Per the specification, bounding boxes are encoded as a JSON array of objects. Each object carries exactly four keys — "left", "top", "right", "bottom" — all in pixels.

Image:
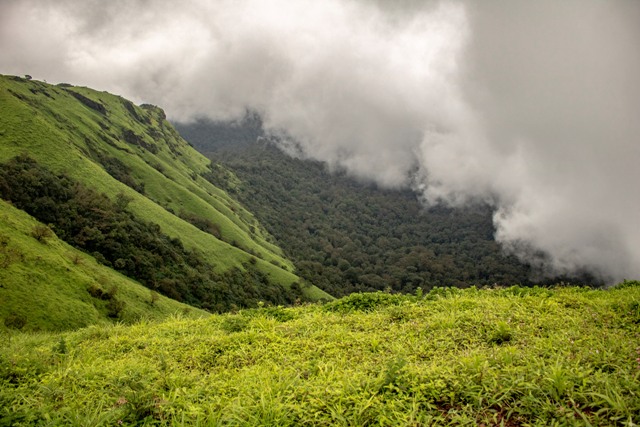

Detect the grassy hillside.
[
  {"left": 0, "top": 199, "right": 209, "bottom": 332},
  {"left": 0, "top": 75, "right": 331, "bottom": 304},
  {"left": 1, "top": 284, "right": 638, "bottom": 425}
]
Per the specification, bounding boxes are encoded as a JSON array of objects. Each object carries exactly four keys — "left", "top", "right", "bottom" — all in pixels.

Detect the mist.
[{"left": 1, "top": 0, "right": 639, "bottom": 282}]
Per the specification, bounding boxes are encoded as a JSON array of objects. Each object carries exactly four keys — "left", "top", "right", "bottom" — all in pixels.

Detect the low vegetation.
[
  {"left": 2, "top": 76, "right": 637, "bottom": 426},
  {"left": 2, "top": 283, "right": 639, "bottom": 425}
]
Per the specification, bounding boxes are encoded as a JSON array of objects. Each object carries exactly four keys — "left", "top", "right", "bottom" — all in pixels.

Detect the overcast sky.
[{"left": 1, "top": 0, "right": 639, "bottom": 283}]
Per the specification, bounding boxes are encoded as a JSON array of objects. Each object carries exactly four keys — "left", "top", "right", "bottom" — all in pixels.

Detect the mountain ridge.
[{"left": 0, "top": 74, "right": 330, "bottom": 330}]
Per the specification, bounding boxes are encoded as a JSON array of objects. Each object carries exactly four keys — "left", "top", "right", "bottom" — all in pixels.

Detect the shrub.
[
  {"left": 64, "top": 89, "right": 106, "bottom": 114},
  {"left": 220, "top": 315, "right": 249, "bottom": 333},
  {"left": 261, "top": 306, "right": 296, "bottom": 322},
  {"left": 106, "top": 298, "right": 125, "bottom": 319},
  {"left": 87, "top": 284, "right": 107, "bottom": 299},
  {"left": 149, "top": 290, "right": 160, "bottom": 306},
  {"left": 378, "top": 357, "right": 408, "bottom": 393},
  {"left": 488, "top": 321, "right": 513, "bottom": 345},
  {"left": 323, "top": 292, "right": 403, "bottom": 313},
  {"left": 0, "top": 234, "right": 23, "bottom": 268},
  {"left": 31, "top": 224, "right": 53, "bottom": 243},
  {"left": 53, "top": 337, "right": 68, "bottom": 355},
  {"left": 70, "top": 252, "right": 84, "bottom": 265},
  {"left": 614, "top": 279, "right": 640, "bottom": 289},
  {"left": 4, "top": 312, "right": 27, "bottom": 330}
]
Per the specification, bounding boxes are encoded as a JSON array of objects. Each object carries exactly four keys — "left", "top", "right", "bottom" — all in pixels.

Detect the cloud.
[
  {"left": 460, "top": 1, "right": 640, "bottom": 281},
  {"left": 1, "top": 0, "right": 639, "bottom": 282}
]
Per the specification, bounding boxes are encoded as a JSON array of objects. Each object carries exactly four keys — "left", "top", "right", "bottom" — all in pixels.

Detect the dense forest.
[
  {"left": 0, "top": 154, "right": 304, "bottom": 311},
  {"left": 176, "top": 116, "right": 589, "bottom": 297}
]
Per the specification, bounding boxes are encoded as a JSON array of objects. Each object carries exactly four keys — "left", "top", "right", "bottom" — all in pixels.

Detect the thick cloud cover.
[{"left": 1, "top": 0, "right": 639, "bottom": 282}]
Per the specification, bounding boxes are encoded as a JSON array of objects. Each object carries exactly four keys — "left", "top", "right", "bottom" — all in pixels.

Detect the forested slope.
[{"left": 177, "top": 116, "right": 586, "bottom": 296}]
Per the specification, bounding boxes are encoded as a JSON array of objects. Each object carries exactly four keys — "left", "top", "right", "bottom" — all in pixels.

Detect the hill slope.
[
  {"left": 0, "top": 199, "right": 209, "bottom": 332},
  {"left": 0, "top": 75, "right": 331, "bottom": 322},
  {"left": 1, "top": 284, "right": 638, "bottom": 425}
]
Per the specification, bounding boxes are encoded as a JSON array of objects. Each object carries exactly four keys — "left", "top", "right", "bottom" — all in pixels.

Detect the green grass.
[
  {"left": 1, "top": 284, "right": 639, "bottom": 425},
  {"left": 0, "top": 75, "right": 329, "bottom": 301},
  {"left": 0, "top": 199, "right": 209, "bottom": 332}
]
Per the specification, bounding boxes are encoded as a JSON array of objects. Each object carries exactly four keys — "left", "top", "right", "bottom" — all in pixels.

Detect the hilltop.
[
  {"left": 1, "top": 283, "right": 638, "bottom": 425},
  {"left": 0, "top": 75, "right": 330, "bottom": 330}
]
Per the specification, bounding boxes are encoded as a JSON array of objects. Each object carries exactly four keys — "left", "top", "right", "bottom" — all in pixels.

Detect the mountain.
[
  {"left": 176, "top": 116, "right": 587, "bottom": 297},
  {"left": 0, "top": 75, "right": 330, "bottom": 330}
]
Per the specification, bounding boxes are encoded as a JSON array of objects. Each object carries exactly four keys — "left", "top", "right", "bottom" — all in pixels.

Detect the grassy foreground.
[{"left": 1, "top": 284, "right": 639, "bottom": 426}]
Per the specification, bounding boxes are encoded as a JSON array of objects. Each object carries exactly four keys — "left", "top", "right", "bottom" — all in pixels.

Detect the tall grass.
[{"left": 1, "top": 284, "right": 639, "bottom": 425}]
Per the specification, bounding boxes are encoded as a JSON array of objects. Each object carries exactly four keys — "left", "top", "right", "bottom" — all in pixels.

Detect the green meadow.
[{"left": 2, "top": 284, "right": 639, "bottom": 426}]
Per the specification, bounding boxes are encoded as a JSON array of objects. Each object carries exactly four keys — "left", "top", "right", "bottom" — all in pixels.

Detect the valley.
[
  {"left": 0, "top": 75, "right": 637, "bottom": 426},
  {"left": 176, "top": 116, "right": 597, "bottom": 297}
]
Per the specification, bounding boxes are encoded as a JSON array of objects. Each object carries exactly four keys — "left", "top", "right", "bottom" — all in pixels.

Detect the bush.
[
  {"left": 261, "top": 306, "right": 296, "bottom": 322},
  {"left": 70, "top": 252, "right": 84, "bottom": 265},
  {"left": 323, "top": 292, "right": 403, "bottom": 313},
  {"left": 149, "top": 290, "right": 160, "bottom": 305},
  {"left": 614, "top": 280, "right": 640, "bottom": 289},
  {"left": 487, "top": 321, "right": 513, "bottom": 345},
  {"left": 31, "top": 224, "right": 53, "bottom": 243},
  {"left": 220, "top": 315, "right": 249, "bottom": 333},
  {"left": 0, "top": 234, "right": 23, "bottom": 268},
  {"left": 4, "top": 312, "right": 27, "bottom": 330},
  {"left": 106, "top": 298, "right": 125, "bottom": 319},
  {"left": 87, "top": 284, "right": 107, "bottom": 299},
  {"left": 64, "top": 89, "right": 106, "bottom": 114}
]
